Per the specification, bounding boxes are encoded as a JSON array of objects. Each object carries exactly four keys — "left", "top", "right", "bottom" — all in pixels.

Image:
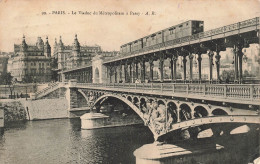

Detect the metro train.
[{"left": 120, "top": 20, "right": 204, "bottom": 53}]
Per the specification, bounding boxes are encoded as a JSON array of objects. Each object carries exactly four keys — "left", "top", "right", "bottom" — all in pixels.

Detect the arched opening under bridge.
[
  {"left": 179, "top": 104, "right": 192, "bottom": 121},
  {"left": 194, "top": 106, "right": 208, "bottom": 118}
]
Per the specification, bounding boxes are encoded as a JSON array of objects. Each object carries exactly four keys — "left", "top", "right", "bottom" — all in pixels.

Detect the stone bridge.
[{"left": 32, "top": 81, "right": 260, "bottom": 141}]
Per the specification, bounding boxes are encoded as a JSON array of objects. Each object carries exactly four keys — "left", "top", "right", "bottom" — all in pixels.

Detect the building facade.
[
  {"left": 53, "top": 34, "right": 102, "bottom": 71},
  {"left": 8, "top": 36, "right": 52, "bottom": 83},
  {"left": 0, "top": 52, "right": 10, "bottom": 76}
]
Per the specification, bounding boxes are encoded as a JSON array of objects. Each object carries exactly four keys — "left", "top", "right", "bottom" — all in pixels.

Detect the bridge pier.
[{"left": 134, "top": 142, "right": 224, "bottom": 164}]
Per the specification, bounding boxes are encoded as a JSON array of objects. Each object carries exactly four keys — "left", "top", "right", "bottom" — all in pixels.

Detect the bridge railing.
[
  {"left": 33, "top": 82, "right": 66, "bottom": 99},
  {"left": 76, "top": 83, "right": 260, "bottom": 101}
]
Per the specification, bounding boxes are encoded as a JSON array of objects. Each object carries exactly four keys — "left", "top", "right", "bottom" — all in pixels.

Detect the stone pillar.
[
  {"left": 183, "top": 55, "right": 187, "bottom": 82},
  {"left": 208, "top": 50, "right": 214, "bottom": 83},
  {"left": 159, "top": 54, "right": 164, "bottom": 82},
  {"left": 215, "top": 51, "right": 221, "bottom": 83},
  {"left": 197, "top": 53, "right": 202, "bottom": 83},
  {"left": 149, "top": 58, "right": 154, "bottom": 82},
  {"left": 189, "top": 54, "right": 193, "bottom": 82},
  {"left": 141, "top": 59, "right": 146, "bottom": 82}
]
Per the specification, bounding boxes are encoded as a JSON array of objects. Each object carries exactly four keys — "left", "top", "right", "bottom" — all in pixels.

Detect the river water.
[
  {"left": 0, "top": 118, "right": 259, "bottom": 164},
  {"left": 0, "top": 119, "right": 153, "bottom": 164}
]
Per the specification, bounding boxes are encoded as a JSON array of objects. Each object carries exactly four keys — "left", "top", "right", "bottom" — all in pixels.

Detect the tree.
[
  {"left": 22, "top": 74, "right": 33, "bottom": 83},
  {"left": 0, "top": 72, "right": 14, "bottom": 98},
  {"left": 0, "top": 72, "right": 13, "bottom": 85}
]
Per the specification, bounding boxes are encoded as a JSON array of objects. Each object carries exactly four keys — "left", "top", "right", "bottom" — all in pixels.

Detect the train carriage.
[{"left": 120, "top": 20, "right": 204, "bottom": 54}]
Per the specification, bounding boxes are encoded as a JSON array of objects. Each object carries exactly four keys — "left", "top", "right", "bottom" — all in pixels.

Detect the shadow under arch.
[
  {"left": 92, "top": 94, "right": 157, "bottom": 137},
  {"left": 212, "top": 108, "right": 228, "bottom": 116},
  {"left": 167, "top": 101, "right": 178, "bottom": 124},
  {"left": 179, "top": 103, "right": 192, "bottom": 121},
  {"left": 194, "top": 105, "right": 208, "bottom": 118},
  {"left": 75, "top": 89, "right": 89, "bottom": 107}
]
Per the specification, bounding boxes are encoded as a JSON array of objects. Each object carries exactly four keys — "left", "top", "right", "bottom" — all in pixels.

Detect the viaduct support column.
[
  {"left": 173, "top": 55, "right": 177, "bottom": 81},
  {"left": 149, "top": 58, "right": 154, "bottom": 82},
  {"left": 233, "top": 46, "right": 239, "bottom": 83},
  {"left": 109, "top": 66, "right": 112, "bottom": 83},
  {"left": 189, "top": 54, "right": 193, "bottom": 82},
  {"left": 170, "top": 57, "right": 174, "bottom": 81},
  {"left": 197, "top": 53, "right": 202, "bottom": 83},
  {"left": 114, "top": 66, "right": 117, "bottom": 83},
  {"left": 215, "top": 51, "right": 221, "bottom": 83},
  {"left": 208, "top": 50, "right": 214, "bottom": 83},
  {"left": 124, "top": 62, "right": 128, "bottom": 83},
  {"left": 141, "top": 58, "right": 146, "bottom": 82},
  {"left": 119, "top": 63, "right": 122, "bottom": 82},
  {"left": 182, "top": 55, "right": 187, "bottom": 83},
  {"left": 238, "top": 45, "right": 244, "bottom": 84},
  {"left": 159, "top": 54, "right": 164, "bottom": 82},
  {"left": 131, "top": 61, "right": 135, "bottom": 83},
  {"left": 135, "top": 60, "right": 139, "bottom": 81}
]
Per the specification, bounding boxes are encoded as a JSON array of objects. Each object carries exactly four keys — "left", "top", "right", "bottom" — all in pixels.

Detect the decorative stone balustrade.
[
  {"left": 33, "top": 82, "right": 68, "bottom": 99},
  {"left": 76, "top": 83, "right": 260, "bottom": 102}
]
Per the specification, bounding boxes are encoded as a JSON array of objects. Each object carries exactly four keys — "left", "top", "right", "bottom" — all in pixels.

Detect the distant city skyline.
[{"left": 0, "top": 0, "right": 259, "bottom": 52}]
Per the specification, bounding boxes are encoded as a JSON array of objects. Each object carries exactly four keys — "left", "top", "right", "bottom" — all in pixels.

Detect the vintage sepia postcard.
[{"left": 0, "top": 0, "right": 259, "bottom": 163}]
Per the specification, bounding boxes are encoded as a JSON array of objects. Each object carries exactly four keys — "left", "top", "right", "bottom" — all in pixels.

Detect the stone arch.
[
  {"left": 212, "top": 108, "right": 228, "bottom": 115},
  {"left": 94, "top": 67, "right": 100, "bottom": 83},
  {"left": 179, "top": 103, "right": 192, "bottom": 121},
  {"left": 194, "top": 105, "right": 208, "bottom": 118}
]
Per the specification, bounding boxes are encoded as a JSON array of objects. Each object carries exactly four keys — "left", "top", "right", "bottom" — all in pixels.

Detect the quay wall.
[{"left": 23, "top": 98, "right": 68, "bottom": 120}]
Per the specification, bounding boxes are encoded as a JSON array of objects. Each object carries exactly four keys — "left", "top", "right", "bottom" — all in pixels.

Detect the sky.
[{"left": 0, "top": 0, "right": 259, "bottom": 52}]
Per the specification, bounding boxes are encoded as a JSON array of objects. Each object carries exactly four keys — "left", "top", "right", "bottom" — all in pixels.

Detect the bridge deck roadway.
[{"left": 74, "top": 83, "right": 260, "bottom": 106}]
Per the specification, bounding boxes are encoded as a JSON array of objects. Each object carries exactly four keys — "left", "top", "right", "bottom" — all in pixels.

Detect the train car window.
[
  {"left": 179, "top": 25, "right": 183, "bottom": 28},
  {"left": 186, "top": 23, "right": 189, "bottom": 26}
]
